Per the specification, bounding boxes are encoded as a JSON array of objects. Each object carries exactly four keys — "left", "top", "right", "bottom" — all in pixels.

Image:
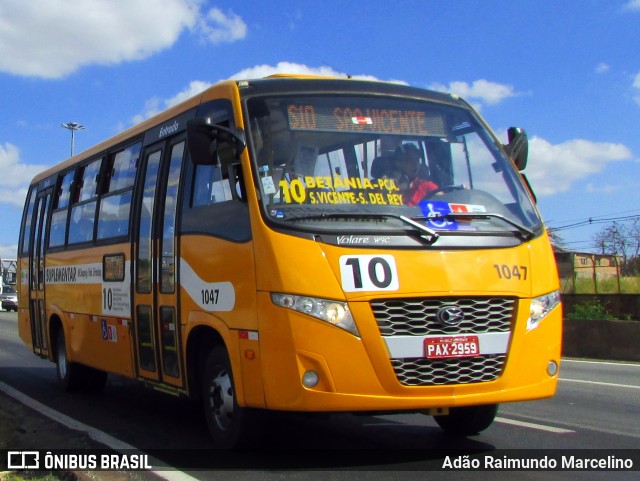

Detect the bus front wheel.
[
  {"left": 202, "top": 346, "right": 257, "bottom": 449},
  {"left": 433, "top": 404, "right": 498, "bottom": 436}
]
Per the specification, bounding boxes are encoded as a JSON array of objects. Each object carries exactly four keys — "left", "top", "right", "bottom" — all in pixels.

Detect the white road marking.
[
  {"left": 560, "top": 378, "right": 640, "bottom": 390},
  {"left": 495, "top": 416, "right": 575, "bottom": 433},
  {"left": 562, "top": 359, "right": 640, "bottom": 368},
  {"left": 0, "top": 380, "right": 197, "bottom": 481}
]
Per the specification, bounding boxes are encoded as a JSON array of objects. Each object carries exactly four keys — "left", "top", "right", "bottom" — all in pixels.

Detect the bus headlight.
[
  {"left": 271, "top": 293, "right": 359, "bottom": 337},
  {"left": 527, "top": 290, "right": 561, "bottom": 331}
]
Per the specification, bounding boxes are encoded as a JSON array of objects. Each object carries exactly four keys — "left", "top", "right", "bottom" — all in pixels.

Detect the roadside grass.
[
  {"left": 560, "top": 276, "right": 640, "bottom": 294},
  {"left": 0, "top": 472, "right": 70, "bottom": 481}
]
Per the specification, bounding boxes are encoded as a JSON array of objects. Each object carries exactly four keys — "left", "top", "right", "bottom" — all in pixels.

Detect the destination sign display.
[{"left": 286, "top": 99, "right": 447, "bottom": 137}]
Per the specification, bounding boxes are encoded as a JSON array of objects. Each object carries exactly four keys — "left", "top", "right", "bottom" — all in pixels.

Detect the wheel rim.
[
  {"left": 207, "top": 367, "right": 234, "bottom": 432},
  {"left": 57, "top": 335, "right": 68, "bottom": 380}
]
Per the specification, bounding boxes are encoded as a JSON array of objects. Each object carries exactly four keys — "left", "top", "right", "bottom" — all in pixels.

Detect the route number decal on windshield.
[{"left": 340, "top": 255, "right": 399, "bottom": 292}]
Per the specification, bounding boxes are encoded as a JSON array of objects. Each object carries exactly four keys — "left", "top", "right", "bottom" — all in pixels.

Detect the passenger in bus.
[
  {"left": 370, "top": 154, "right": 398, "bottom": 181},
  {"left": 395, "top": 143, "right": 438, "bottom": 206},
  {"left": 371, "top": 136, "right": 402, "bottom": 181}
]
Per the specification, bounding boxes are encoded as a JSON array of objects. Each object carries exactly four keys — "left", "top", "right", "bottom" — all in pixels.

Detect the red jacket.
[{"left": 405, "top": 177, "right": 438, "bottom": 206}]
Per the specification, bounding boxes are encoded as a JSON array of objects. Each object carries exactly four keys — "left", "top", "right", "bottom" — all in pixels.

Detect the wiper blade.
[
  {"left": 423, "top": 212, "right": 535, "bottom": 241},
  {"left": 398, "top": 215, "right": 439, "bottom": 243},
  {"left": 285, "top": 212, "right": 439, "bottom": 244}
]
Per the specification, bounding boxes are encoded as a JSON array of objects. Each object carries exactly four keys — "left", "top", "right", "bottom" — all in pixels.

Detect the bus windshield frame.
[{"left": 245, "top": 93, "right": 542, "bottom": 245}]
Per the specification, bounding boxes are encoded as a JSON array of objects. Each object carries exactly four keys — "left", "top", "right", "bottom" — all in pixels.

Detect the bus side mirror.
[
  {"left": 186, "top": 118, "right": 246, "bottom": 166},
  {"left": 504, "top": 127, "right": 528, "bottom": 171}
]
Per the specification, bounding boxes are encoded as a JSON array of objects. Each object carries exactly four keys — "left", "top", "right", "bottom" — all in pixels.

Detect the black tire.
[
  {"left": 55, "top": 329, "right": 87, "bottom": 392},
  {"left": 434, "top": 404, "right": 498, "bottom": 436},
  {"left": 201, "top": 346, "right": 260, "bottom": 449}
]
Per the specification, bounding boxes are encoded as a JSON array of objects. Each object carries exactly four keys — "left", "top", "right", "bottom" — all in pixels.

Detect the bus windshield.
[{"left": 246, "top": 94, "right": 541, "bottom": 242}]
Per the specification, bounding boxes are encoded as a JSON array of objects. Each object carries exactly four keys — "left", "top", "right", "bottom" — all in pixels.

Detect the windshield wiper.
[
  {"left": 418, "top": 212, "right": 535, "bottom": 241},
  {"left": 285, "top": 212, "right": 439, "bottom": 244}
]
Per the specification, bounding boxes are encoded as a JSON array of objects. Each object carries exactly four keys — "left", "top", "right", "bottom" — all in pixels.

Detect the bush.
[{"left": 565, "top": 299, "right": 617, "bottom": 320}]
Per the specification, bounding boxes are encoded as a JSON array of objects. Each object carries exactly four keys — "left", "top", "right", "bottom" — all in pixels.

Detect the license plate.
[{"left": 424, "top": 335, "right": 480, "bottom": 359}]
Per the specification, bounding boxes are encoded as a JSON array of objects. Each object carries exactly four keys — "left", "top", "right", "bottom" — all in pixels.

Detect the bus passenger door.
[
  {"left": 28, "top": 189, "right": 52, "bottom": 356},
  {"left": 133, "top": 139, "right": 186, "bottom": 388}
]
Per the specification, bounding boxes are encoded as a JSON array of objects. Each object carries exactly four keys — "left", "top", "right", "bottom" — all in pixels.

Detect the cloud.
[
  {"left": 428, "top": 79, "right": 518, "bottom": 110},
  {"left": 131, "top": 80, "right": 213, "bottom": 123},
  {"left": 285, "top": 10, "right": 303, "bottom": 31},
  {"left": 166, "top": 80, "right": 215, "bottom": 105},
  {"left": 132, "top": 62, "right": 407, "bottom": 122},
  {"left": 0, "top": 245, "right": 18, "bottom": 259},
  {"left": 623, "top": 0, "right": 640, "bottom": 11},
  {"left": 195, "top": 7, "right": 247, "bottom": 44},
  {"left": 0, "top": 143, "right": 47, "bottom": 207},
  {"left": 585, "top": 183, "right": 621, "bottom": 194},
  {"left": 0, "top": 0, "right": 248, "bottom": 79},
  {"left": 595, "top": 63, "right": 610, "bottom": 74},
  {"left": 524, "top": 136, "right": 633, "bottom": 196},
  {"left": 228, "top": 61, "right": 398, "bottom": 83}
]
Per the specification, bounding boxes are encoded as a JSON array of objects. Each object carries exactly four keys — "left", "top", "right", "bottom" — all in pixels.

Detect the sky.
[{"left": 1, "top": 0, "right": 639, "bottom": 260}]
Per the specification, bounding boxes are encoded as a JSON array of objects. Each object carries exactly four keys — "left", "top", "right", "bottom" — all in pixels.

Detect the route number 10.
[{"left": 339, "top": 255, "right": 399, "bottom": 292}]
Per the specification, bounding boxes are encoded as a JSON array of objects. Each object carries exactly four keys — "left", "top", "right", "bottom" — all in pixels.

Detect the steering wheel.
[{"left": 424, "top": 184, "right": 466, "bottom": 198}]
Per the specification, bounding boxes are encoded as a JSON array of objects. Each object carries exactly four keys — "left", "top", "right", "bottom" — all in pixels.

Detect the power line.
[
  {"left": 546, "top": 208, "right": 640, "bottom": 227},
  {"left": 548, "top": 213, "right": 640, "bottom": 232}
]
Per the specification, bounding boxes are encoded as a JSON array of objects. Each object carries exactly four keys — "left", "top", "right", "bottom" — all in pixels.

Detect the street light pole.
[{"left": 61, "top": 122, "right": 85, "bottom": 157}]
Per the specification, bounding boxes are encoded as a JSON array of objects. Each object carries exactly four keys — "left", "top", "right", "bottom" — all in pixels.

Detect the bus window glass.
[
  {"left": 106, "top": 143, "right": 141, "bottom": 193},
  {"left": 56, "top": 171, "right": 75, "bottom": 209},
  {"left": 77, "top": 159, "right": 101, "bottom": 202},
  {"left": 30, "top": 197, "right": 45, "bottom": 290},
  {"left": 49, "top": 210, "right": 68, "bottom": 247},
  {"left": 192, "top": 164, "right": 232, "bottom": 206},
  {"left": 48, "top": 170, "right": 76, "bottom": 247},
  {"left": 96, "top": 144, "right": 140, "bottom": 240},
  {"left": 20, "top": 188, "right": 37, "bottom": 256},
  {"left": 36, "top": 194, "right": 51, "bottom": 290},
  {"left": 160, "top": 142, "right": 184, "bottom": 293},
  {"left": 68, "top": 202, "right": 97, "bottom": 244},
  {"left": 97, "top": 191, "right": 132, "bottom": 240},
  {"left": 137, "top": 149, "right": 162, "bottom": 293}
]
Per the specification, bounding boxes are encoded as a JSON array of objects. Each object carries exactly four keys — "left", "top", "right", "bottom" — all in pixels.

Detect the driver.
[{"left": 395, "top": 143, "right": 439, "bottom": 206}]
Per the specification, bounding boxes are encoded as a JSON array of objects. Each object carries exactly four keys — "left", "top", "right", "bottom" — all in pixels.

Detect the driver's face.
[{"left": 400, "top": 150, "right": 420, "bottom": 176}]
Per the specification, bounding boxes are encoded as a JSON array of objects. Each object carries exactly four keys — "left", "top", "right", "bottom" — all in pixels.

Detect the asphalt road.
[{"left": 1, "top": 310, "right": 639, "bottom": 480}]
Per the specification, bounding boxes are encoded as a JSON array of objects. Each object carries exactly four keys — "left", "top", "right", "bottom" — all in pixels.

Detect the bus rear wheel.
[
  {"left": 202, "top": 346, "right": 257, "bottom": 449},
  {"left": 433, "top": 404, "right": 498, "bottom": 436}
]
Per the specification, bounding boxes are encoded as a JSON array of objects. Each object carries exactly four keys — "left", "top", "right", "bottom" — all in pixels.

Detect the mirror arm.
[{"left": 186, "top": 117, "right": 246, "bottom": 165}]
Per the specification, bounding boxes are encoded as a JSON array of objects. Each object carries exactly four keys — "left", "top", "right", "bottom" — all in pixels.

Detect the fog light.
[
  {"left": 302, "top": 370, "right": 319, "bottom": 388},
  {"left": 547, "top": 361, "right": 558, "bottom": 376}
]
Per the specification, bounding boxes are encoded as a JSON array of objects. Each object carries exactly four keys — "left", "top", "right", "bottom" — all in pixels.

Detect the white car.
[{"left": 1, "top": 285, "right": 17, "bottom": 312}]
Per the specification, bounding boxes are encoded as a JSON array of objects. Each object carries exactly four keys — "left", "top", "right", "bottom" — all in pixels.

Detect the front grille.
[
  {"left": 371, "top": 297, "right": 515, "bottom": 336},
  {"left": 371, "top": 297, "right": 515, "bottom": 386},
  {"left": 391, "top": 355, "right": 506, "bottom": 386}
]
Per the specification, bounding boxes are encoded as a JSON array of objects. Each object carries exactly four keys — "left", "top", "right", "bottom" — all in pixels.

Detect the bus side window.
[
  {"left": 181, "top": 156, "right": 250, "bottom": 242},
  {"left": 68, "top": 158, "right": 102, "bottom": 244},
  {"left": 19, "top": 187, "right": 37, "bottom": 256},
  {"left": 49, "top": 170, "right": 75, "bottom": 248},
  {"left": 192, "top": 163, "right": 231, "bottom": 207},
  {"left": 97, "top": 143, "right": 140, "bottom": 240}
]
